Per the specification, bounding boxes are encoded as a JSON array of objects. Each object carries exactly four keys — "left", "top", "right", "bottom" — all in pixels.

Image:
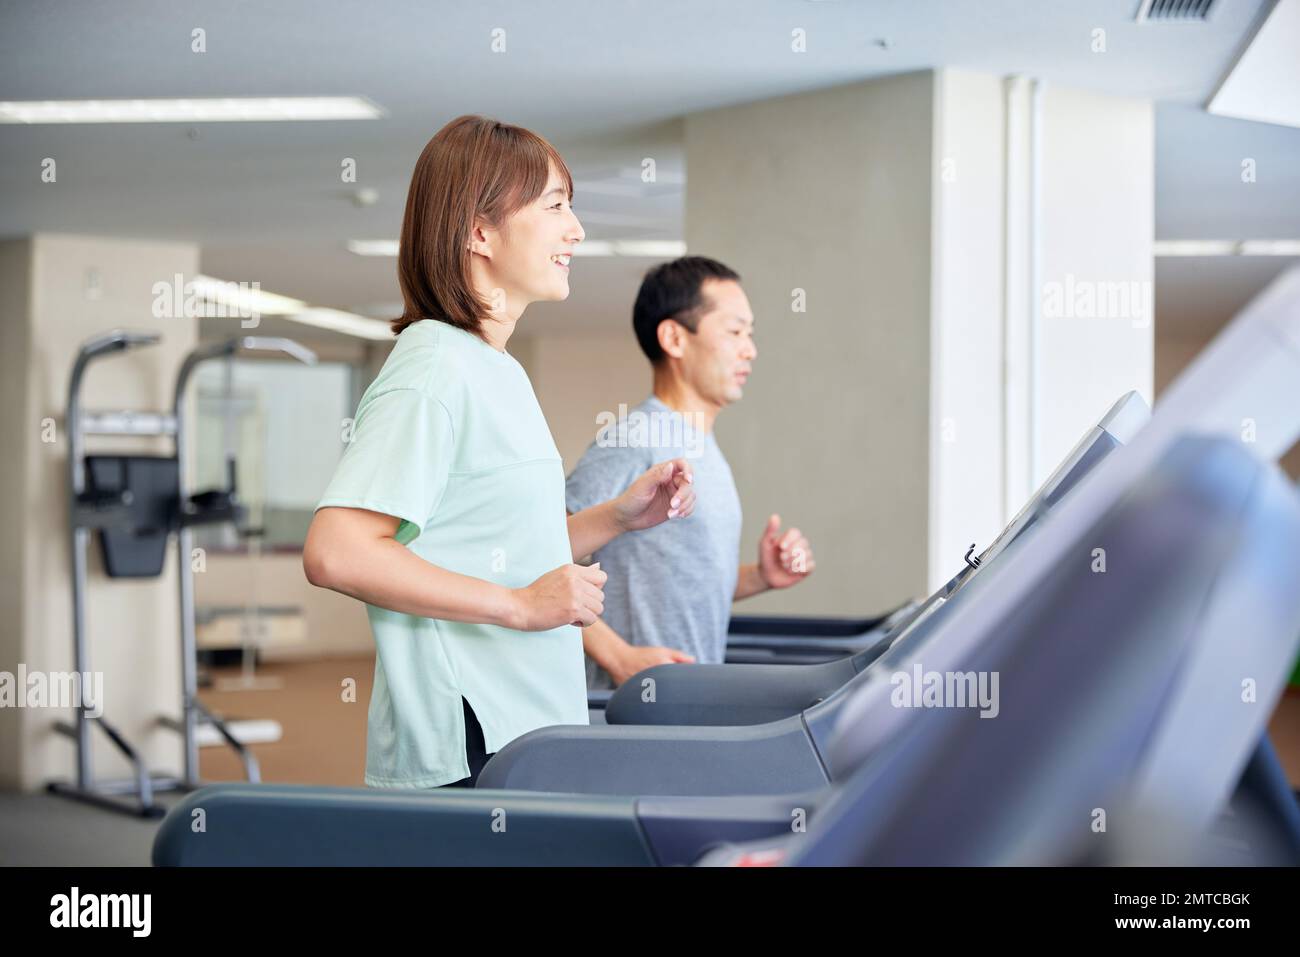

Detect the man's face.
[{"left": 676, "top": 278, "right": 757, "bottom": 407}]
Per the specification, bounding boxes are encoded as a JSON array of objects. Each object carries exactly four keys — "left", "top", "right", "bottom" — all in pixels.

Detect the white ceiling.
[{"left": 1, "top": 0, "right": 1296, "bottom": 344}]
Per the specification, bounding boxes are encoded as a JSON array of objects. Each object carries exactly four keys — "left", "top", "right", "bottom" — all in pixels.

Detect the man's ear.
[{"left": 657, "top": 319, "right": 686, "bottom": 360}]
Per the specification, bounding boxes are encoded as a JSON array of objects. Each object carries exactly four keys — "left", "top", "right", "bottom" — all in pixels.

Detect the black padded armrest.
[
  {"left": 475, "top": 720, "right": 829, "bottom": 797},
  {"left": 152, "top": 783, "right": 653, "bottom": 866},
  {"left": 606, "top": 659, "right": 858, "bottom": 727}
]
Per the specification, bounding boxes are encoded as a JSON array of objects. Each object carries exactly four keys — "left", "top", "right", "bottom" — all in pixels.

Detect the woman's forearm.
[
  {"left": 309, "top": 537, "right": 522, "bottom": 629},
  {"left": 567, "top": 501, "right": 625, "bottom": 560}
]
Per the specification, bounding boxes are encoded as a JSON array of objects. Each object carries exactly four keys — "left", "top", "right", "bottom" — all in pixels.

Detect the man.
[{"left": 566, "top": 256, "right": 816, "bottom": 689}]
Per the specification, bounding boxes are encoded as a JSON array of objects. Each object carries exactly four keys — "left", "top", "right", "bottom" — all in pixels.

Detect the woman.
[{"left": 303, "top": 115, "right": 696, "bottom": 789}]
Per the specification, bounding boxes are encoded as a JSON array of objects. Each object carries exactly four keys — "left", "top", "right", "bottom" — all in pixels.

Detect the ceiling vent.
[{"left": 1136, "top": 0, "right": 1216, "bottom": 22}]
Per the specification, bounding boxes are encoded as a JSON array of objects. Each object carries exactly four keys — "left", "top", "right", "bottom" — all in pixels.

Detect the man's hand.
[
  {"left": 608, "top": 644, "right": 695, "bottom": 687},
  {"left": 612, "top": 458, "right": 697, "bottom": 532},
  {"left": 757, "top": 514, "right": 815, "bottom": 589}
]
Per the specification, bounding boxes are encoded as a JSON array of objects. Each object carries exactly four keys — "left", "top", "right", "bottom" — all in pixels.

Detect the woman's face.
[{"left": 474, "top": 162, "right": 584, "bottom": 317}]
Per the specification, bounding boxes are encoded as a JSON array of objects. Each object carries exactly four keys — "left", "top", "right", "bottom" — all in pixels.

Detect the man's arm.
[
  {"left": 582, "top": 618, "right": 695, "bottom": 688},
  {"left": 734, "top": 563, "right": 771, "bottom": 601}
]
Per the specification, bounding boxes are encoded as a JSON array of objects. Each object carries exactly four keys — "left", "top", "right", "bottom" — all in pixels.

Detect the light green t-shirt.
[{"left": 315, "top": 319, "right": 588, "bottom": 788}]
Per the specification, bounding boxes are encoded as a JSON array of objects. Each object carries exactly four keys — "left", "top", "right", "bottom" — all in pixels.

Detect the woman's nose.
[{"left": 567, "top": 211, "right": 585, "bottom": 245}]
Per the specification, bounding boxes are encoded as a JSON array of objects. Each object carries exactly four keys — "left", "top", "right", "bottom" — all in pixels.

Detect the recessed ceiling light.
[{"left": 0, "top": 96, "right": 384, "bottom": 124}]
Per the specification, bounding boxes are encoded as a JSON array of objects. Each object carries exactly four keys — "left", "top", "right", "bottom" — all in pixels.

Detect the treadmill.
[
  {"left": 706, "top": 437, "right": 1300, "bottom": 866},
  {"left": 602, "top": 390, "right": 1149, "bottom": 728},
  {"left": 723, "top": 602, "right": 917, "bottom": 666},
  {"left": 151, "top": 267, "right": 1300, "bottom": 866},
  {"left": 153, "top": 435, "right": 1300, "bottom": 866}
]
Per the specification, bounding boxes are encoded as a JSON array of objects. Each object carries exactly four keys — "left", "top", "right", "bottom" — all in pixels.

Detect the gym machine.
[{"left": 48, "top": 330, "right": 316, "bottom": 817}]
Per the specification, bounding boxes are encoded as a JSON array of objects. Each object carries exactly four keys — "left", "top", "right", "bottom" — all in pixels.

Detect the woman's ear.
[{"left": 467, "top": 221, "right": 493, "bottom": 259}]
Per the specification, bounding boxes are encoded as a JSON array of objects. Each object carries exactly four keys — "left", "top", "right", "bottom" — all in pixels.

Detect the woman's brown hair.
[{"left": 391, "top": 115, "right": 574, "bottom": 339}]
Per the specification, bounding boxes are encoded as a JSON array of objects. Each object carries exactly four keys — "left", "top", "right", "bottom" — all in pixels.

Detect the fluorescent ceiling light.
[
  {"left": 1154, "top": 239, "right": 1300, "bottom": 256},
  {"left": 570, "top": 241, "right": 614, "bottom": 257},
  {"left": 0, "top": 96, "right": 384, "bottom": 124},
  {"left": 606, "top": 240, "right": 687, "bottom": 257},
  {"left": 346, "top": 239, "right": 401, "bottom": 257},
  {"left": 571, "top": 240, "right": 686, "bottom": 258},
  {"left": 348, "top": 238, "right": 687, "bottom": 258},
  {"left": 192, "top": 275, "right": 306, "bottom": 315},
  {"left": 195, "top": 275, "right": 389, "bottom": 340},
  {"left": 1153, "top": 240, "right": 1239, "bottom": 256},
  {"left": 288, "top": 308, "right": 393, "bottom": 341},
  {"left": 1207, "top": 0, "right": 1300, "bottom": 128},
  {"left": 1240, "top": 240, "right": 1300, "bottom": 256}
]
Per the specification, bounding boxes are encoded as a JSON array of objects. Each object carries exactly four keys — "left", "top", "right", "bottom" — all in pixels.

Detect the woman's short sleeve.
[{"left": 314, "top": 388, "right": 455, "bottom": 543}]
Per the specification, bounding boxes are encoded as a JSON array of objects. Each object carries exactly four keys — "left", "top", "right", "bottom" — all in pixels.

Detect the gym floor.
[
  {"left": 0, "top": 658, "right": 371, "bottom": 866},
  {"left": 2, "top": 657, "right": 1296, "bottom": 866}
]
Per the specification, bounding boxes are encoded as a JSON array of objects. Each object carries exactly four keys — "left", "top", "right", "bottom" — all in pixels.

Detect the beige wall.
[
  {"left": 518, "top": 331, "right": 651, "bottom": 472},
  {"left": 0, "top": 240, "right": 34, "bottom": 787},
  {"left": 6, "top": 234, "right": 201, "bottom": 791},
  {"left": 685, "top": 71, "right": 937, "bottom": 617}
]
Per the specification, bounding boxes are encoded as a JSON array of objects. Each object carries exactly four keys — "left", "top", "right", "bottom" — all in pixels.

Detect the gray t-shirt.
[{"left": 565, "top": 396, "right": 743, "bottom": 689}]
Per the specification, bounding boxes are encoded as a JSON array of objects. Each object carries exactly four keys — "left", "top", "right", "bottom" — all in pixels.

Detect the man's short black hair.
[{"left": 632, "top": 256, "right": 741, "bottom": 364}]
